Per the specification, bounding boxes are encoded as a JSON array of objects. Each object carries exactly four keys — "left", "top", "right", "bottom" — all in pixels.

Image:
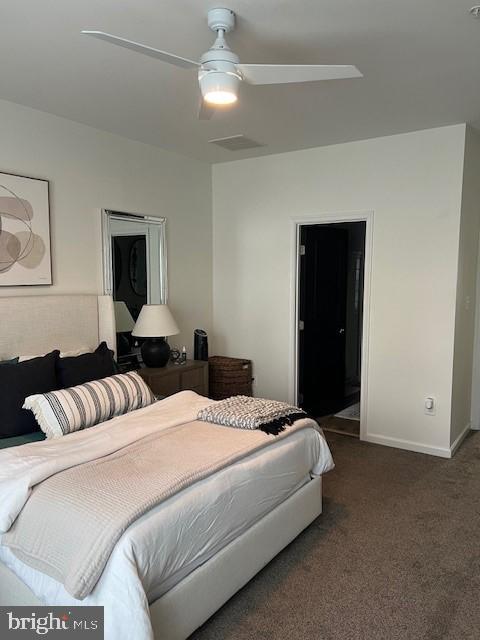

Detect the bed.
[{"left": 0, "top": 294, "right": 333, "bottom": 640}]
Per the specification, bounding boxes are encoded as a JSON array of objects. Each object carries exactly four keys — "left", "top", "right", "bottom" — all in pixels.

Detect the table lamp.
[{"left": 132, "top": 304, "right": 180, "bottom": 367}]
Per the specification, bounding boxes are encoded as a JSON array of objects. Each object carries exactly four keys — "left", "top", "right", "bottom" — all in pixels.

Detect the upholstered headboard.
[{"left": 0, "top": 295, "right": 116, "bottom": 359}]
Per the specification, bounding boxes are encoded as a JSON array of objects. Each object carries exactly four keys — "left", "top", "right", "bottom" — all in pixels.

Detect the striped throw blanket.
[{"left": 197, "top": 395, "right": 308, "bottom": 435}]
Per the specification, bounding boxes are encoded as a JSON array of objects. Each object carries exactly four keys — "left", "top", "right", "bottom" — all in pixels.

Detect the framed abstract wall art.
[{"left": 0, "top": 171, "right": 52, "bottom": 286}]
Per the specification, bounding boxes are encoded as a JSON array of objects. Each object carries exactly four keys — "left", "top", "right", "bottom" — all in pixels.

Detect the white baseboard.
[
  {"left": 365, "top": 423, "right": 472, "bottom": 459},
  {"left": 364, "top": 433, "right": 452, "bottom": 458},
  {"left": 450, "top": 422, "right": 471, "bottom": 457}
]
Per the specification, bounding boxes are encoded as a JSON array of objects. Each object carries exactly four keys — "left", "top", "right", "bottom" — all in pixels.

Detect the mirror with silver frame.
[{"left": 102, "top": 209, "right": 167, "bottom": 363}]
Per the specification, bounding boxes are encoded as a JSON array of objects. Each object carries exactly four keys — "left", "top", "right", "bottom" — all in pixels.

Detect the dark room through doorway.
[{"left": 297, "top": 220, "right": 366, "bottom": 438}]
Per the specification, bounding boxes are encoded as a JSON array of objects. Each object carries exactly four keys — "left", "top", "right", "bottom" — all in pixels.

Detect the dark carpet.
[{"left": 190, "top": 431, "right": 480, "bottom": 640}]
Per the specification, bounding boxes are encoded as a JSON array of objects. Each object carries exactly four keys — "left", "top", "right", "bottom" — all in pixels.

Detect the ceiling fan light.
[
  {"left": 200, "top": 71, "right": 239, "bottom": 105},
  {"left": 204, "top": 90, "right": 237, "bottom": 105}
]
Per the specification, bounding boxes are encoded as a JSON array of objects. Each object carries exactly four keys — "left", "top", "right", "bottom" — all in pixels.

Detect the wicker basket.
[{"left": 208, "top": 356, "right": 253, "bottom": 400}]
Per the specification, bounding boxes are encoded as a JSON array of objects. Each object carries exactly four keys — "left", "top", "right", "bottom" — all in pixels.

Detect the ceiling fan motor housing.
[
  {"left": 199, "top": 47, "right": 239, "bottom": 66},
  {"left": 199, "top": 59, "right": 241, "bottom": 103},
  {"left": 199, "top": 30, "right": 242, "bottom": 103}
]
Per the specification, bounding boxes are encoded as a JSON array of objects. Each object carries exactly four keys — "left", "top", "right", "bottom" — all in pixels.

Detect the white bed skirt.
[{"left": 0, "top": 475, "right": 322, "bottom": 640}]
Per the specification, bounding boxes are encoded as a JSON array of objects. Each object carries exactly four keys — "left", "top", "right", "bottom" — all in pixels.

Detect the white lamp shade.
[
  {"left": 132, "top": 304, "right": 180, "bottom": 338},
  {"left": 114, "top": 301, "right": 135, "bottom": 333}
]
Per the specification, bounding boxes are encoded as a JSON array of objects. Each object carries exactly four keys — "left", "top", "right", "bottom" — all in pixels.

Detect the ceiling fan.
[{"left": 82, "top": 7, "right": 362, "bottom": 120}]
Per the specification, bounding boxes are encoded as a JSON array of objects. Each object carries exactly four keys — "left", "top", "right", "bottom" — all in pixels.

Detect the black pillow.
[
  {"left": 0, "top": 350, "right": 59, "bottom": 438},
  {"left": 56, "top": 342, "right": 116, "bottom": 388}
]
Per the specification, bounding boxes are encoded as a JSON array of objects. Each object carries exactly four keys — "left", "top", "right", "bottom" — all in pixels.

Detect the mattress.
[{"left": 0, "top": 394, "right": 333, "bottom": 640}]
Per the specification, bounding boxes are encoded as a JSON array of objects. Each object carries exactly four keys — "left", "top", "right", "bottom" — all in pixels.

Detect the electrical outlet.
[{"left": 424, "top": 396, "right": 436, "bottom": 416}]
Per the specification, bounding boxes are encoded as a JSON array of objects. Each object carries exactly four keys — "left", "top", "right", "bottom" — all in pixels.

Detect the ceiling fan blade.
[
  {"left": 237, "top": 64, "right": 362, "bottom": 85},
  {"left": 81, "top": 31, "right": 199, "bottom": 69},
  {"left": 198, "top": 97, "right": 216, "bottom": 120}
]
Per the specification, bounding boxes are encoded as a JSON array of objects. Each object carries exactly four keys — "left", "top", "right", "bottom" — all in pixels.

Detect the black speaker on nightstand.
[{"left": 194, "top": 329, "right": 208, "bottom": 361}]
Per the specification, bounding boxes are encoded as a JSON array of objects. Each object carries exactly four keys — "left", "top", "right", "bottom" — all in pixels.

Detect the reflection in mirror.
[
  {"left": 113, "top": 234, "right": 147, "bottom": 320},
  {"left": 129, "top": 238, "right": 148, "bottom": 299},
  {"left": 113, "top": 300, "right": 136, "bottom": 356},
  {"left": 102, "top": 210, "right": 167, "bottom": 365}
]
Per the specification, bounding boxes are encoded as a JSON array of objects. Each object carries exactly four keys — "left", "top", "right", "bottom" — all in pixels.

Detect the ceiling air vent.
[{"left": 208, "top": 135, "right": 265, "bottom": 151}]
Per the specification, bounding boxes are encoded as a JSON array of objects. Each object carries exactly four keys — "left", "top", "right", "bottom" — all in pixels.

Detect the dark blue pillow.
[
  {"left": 0, "top": 357, "right": 19, "bottom": 366},
  {"left": 0, "top": 351, "right": 59, "bottom": 438},
  {"left": 55, "top": 342, "right": 116, "bottom": 388}
]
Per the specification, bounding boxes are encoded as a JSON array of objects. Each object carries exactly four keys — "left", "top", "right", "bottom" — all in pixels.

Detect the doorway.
[{"left": 297, "top": 220, "right": 367, "bottom": 438}]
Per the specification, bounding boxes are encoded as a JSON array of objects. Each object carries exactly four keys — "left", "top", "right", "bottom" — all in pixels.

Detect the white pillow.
[{"left": 23, "top": 371, "right": 155, "bottom": 438}]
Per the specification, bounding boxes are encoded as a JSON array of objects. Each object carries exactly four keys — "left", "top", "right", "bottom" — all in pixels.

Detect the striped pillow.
[{"left": 23, "top": 372, "right": 155, "bottom": 439}]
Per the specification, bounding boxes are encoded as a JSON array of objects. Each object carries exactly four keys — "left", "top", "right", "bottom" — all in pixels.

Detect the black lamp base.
[{"left": 141, "top": 337, "right": 171, "bottom": 368}]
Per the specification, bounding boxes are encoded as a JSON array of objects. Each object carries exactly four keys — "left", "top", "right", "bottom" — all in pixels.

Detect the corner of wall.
[{"left": 451, "top": 125, "right": 480, "bottom": 444}]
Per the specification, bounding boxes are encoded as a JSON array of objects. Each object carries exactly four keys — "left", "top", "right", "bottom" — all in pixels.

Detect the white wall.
[
  {"left": 0, "top": 99, "right": 212, "bottom": 355},
  {"left": 212, "top": 125, "right": 467, "bottom": 457}
]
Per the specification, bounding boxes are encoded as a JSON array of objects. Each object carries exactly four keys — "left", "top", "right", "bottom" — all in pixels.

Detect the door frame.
[{"left": 289, "top": 211, "right": 374, "bottom": 441}]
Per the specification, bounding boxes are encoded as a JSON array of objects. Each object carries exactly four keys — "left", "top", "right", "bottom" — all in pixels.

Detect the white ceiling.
[{"left": 2, "top": 0, "right": 480, "bottom": 163}]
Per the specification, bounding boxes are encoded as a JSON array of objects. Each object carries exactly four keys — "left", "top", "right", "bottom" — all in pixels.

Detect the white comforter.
[{"left": 0, "top": 391, "right": 334, "bottom": 640}]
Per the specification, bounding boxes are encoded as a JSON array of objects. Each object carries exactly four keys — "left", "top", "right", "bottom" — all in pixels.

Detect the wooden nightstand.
[{"left": 138, "top": 360, "right": 209, "bottom": 398}]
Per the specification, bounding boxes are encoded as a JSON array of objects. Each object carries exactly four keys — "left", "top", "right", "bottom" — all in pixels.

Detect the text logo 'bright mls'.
[
  {"left": 0, "top": 606, "right": 103, "bottom": 638},
  {"left": 8, "top": 611, "right": 70, "bottom": 634}
]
